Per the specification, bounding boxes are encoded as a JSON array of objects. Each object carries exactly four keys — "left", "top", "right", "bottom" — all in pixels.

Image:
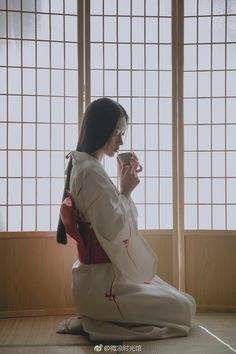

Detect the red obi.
[{"left": 60, "top": 195, "right": 111, "bottom": 264}]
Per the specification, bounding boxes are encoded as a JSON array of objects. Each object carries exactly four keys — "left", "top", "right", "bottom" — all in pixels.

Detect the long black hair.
[{"left": 57, "top": 98, "right": 128, "bottom": 244}]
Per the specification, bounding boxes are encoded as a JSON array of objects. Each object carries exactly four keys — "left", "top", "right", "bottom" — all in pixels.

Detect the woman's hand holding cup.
[
  {"left": 130, "top": 152, "right": 143, "bottom": 174},
  {"left": 117, "top": 151, "right": 142, "bottom": 198},
  {"left": 117, "top": 152, "right": 143, "bottom": 175}
]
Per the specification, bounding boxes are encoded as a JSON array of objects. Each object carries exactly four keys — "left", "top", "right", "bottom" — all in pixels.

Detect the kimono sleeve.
[
  {"left": 72, "top": 166, "right": 157, "bottom": 283},
  {"left": 73, "top": 168, "right": 131, "bottom": 242}
]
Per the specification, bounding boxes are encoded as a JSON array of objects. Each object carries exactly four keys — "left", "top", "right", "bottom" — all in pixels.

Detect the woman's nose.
[{"left": 118, "top": 135, "right": 124, "bottom": 145}]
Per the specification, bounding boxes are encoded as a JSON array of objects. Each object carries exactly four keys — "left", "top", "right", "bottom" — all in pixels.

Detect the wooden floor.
[{"left": 0, "top": 313, "right": 236, "bottom": 354}]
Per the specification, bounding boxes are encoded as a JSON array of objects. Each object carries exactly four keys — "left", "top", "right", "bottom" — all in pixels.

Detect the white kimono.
[{"left": 57, "top": 151, "right": 196, "bottom": 341}]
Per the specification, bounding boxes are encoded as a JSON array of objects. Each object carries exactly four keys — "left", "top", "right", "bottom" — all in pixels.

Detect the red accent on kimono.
[
  {"left": 104, "top": 272, "right": 125, "bottom": 319},
  {"left": 123, "top": 221, "right": 137, "bottom": 268},
  {"left": 123, "top": 239, "right": 129, "bottom": 248}
]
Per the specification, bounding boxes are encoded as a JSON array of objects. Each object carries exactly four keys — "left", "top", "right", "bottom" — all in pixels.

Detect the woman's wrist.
[{"left": 120, "top": 190, "right": 131, "bottom": 199}]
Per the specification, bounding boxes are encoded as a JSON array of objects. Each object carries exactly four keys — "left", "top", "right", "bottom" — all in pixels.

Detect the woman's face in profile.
[{"left": 103, "top": 116, "right": 127, "bottom": 157}]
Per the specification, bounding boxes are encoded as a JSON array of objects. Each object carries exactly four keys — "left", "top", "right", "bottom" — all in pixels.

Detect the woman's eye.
[{"left": 113, "top": 129, "right": 126, "bottom": 137}]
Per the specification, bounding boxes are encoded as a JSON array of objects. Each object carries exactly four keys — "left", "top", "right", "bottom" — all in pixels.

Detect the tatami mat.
[{"left": 0, "top": 313, "right": 236, "bottom": 354}]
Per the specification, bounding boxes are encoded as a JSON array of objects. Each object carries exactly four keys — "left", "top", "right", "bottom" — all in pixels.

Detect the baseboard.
[
  {"left": 1, "top": 305, "right": 236, "bottom": 319},
  {"left": 197, "top": 305, "right": 236, "bottom": 313},
  {"left": 0, "top": 308, "right": 77, "bottom": 319}
]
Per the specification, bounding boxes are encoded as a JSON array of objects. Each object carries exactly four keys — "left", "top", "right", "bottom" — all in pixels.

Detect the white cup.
[{"left": 117, "top": 152, "right": 133, "bottom": 165}]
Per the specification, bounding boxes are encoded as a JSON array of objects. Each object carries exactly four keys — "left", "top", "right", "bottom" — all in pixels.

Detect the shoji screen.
[
  {"left": 0, "top": 0, "right": 79, "bottom": 231},
  {"left": 90, "top": 0, "right": 172, "bottom": 230},
  {"left": 184, "top": 0, "right": 236, "bottom": 230}
]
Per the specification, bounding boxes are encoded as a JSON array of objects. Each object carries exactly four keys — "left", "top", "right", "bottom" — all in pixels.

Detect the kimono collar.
[{"left": 70, "top": 151, "right": 101, "bottom": 164}]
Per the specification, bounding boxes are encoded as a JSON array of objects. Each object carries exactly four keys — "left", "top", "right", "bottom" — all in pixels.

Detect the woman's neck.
[{"left": 90, "top": 150, "right": 104, "bottom": 161}]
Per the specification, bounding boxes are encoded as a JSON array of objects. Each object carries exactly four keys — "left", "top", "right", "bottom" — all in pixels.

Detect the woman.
[{"left": 56, "top": 98, "right": 196, "bottom": 341}]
